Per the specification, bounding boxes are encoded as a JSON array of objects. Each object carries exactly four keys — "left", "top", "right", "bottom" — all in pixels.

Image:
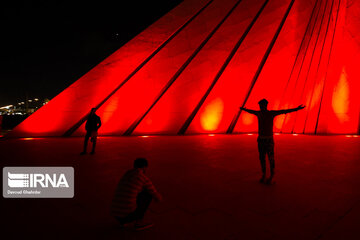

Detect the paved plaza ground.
[{"left": 1, "top": 134, "right": 360, "bottom": 239}]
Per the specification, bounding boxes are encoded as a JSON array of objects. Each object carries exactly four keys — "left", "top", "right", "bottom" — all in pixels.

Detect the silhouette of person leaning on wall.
[
  {"left": 80, "top": 108, "right": 101, "bottom": 155},
  {"left": 240, "top": 99, "right": 305, "bottom": 184},
  {"left": 111, "top": 158, "right": 162, "bottom": 231}
]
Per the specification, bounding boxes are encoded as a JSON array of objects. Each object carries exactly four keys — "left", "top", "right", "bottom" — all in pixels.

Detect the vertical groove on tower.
[
  {"left": 227, "top": 0, "right": 295, "bottom": 134},
  {"left": 315, "top": 0, "right": 342, "bottom": 134},
  {"left": 290, "top": 0, "right": 330, "bottom": 133},
  {"left": 277, "top": 0, "right": 321, "bottom": 126},
  {"left": 303, "top": 0, "right": 335, "bottom": 133},
  {"left": 280, "top": 0, "right": 326, "bottom": 133},
  {"left": 178, "top": 0, "right": 270, "bottom": 135},
  {"left": 63, "top": 0, "right": 214, "bottom": 137},
  {"left": 124, "top": 0, "right": 244, "bottom": 136}
]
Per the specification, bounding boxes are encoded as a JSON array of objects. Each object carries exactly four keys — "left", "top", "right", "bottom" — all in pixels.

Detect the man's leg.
[
  {"left": 114, "top": 191, "right": 153, "bottom": 230},
  {"left": 115, "top": 214, "right": 136, "bottom": 226},
  {"left": 134, "top": 190, "right": 153, "bottom": 220},
  {"left": 266, "top": 140, "right": 275, "bottom": 184},
  {"left": 257, "top": 140, "right": 266, "bottom": 183},
  {"left": 90, "top": 138, "right": 96, "bottom": 154},
  {"left": 81, "top": 133, "right": 90, "bottom": 154},
  {"left": 133, "top": 190, "right": 153, "bottom": 230}
]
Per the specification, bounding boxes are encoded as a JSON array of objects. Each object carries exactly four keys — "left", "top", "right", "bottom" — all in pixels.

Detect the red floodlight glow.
[
  {"left": 332, "top": 69, "right": 350, "bottom": 123},
  {"left": 200, "top": 98, "right": 224, "bottom": 131}
]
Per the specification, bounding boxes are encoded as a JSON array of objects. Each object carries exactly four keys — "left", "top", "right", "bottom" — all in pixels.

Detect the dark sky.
[{"left": 0, "top": 0, "right": 182, "bottom": 106}]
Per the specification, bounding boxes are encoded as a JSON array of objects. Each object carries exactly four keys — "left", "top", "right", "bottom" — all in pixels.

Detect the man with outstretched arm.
[{"left": 240, "top": 99, "right": 305, "bottom": 184}]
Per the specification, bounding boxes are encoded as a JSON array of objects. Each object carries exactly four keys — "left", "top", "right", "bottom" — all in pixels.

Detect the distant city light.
[
  {"left": 34, "top": 98, "right": 39, "bottom": 101},
  {"left": 0, "top": 105, "right": 14, "bottom": 109},
  {"left": 28, "top": 100, "right": 32, "bottom": 102}
]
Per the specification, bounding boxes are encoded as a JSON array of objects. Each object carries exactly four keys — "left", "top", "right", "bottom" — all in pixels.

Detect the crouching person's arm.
[{"left": 144, "top": 177, "right": 162, "bottom": 202}]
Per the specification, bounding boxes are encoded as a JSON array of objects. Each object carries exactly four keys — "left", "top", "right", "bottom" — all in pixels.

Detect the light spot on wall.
[
  {"left": 332, "top": 68, "right": 350, "bottom": 123},
  {"left": 200, "top": 98, "right": 224, "bottom": 131}
]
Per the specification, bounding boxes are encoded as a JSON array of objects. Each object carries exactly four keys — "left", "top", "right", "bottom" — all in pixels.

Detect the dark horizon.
[{"left": 0, "top": 0, "right": 182, "bottom": 106}]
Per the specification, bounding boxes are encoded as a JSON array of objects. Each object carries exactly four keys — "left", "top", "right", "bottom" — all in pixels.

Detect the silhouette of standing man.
[
  {"left": 81, "top": 108, "right": 101, "bottom": 155},
  {"left": 240, "top": 99, "right": 305, "bottom": 184}
]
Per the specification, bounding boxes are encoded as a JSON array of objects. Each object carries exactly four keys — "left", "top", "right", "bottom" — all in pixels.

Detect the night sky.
[{"left": 0, "top": 0, "right": 182, "bottom": 106}]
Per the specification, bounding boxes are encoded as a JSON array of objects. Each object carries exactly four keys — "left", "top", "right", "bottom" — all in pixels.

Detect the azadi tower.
[{"left": 10, "top": 0, "right": 360, "bottom": 137}]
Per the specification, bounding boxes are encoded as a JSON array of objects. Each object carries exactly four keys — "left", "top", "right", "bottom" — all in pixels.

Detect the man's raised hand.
[{"left": 297, "top": 104, "right": 305, "bottom": 110}]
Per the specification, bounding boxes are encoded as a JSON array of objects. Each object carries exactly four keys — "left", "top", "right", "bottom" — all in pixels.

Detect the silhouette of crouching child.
[{"left": 111, "top": 158, "right": 162, "bottom": 231}]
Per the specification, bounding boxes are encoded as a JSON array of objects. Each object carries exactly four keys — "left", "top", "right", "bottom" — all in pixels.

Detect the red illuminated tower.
[{"left": 9, "top": 0, "right": 360, "bottom": 137}]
